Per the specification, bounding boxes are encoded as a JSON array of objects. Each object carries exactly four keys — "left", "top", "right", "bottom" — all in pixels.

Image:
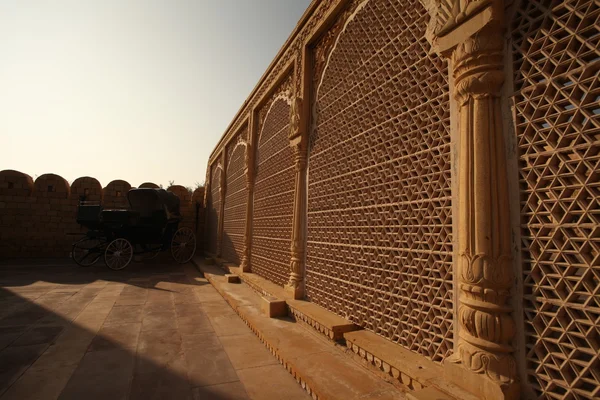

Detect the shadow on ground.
[{"left": 0, "top": 255, "right": 247, "bottom": 400}]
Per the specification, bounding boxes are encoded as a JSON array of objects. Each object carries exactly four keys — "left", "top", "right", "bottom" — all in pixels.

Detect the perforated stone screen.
[
  {"left": 207, "top": 163, "right": 222, "bottom": 255},
  {"left": 512, "top": 0, "right": 600, "bottom": 398},
  {"left": 252, "top": 97, "right": 295, "bottom": 286},
  {"left": 222, "top": 131, "right": 248, "bottom": 265},
  {"left": 306, "top": 0, "right": 453, "bottom": 363}
]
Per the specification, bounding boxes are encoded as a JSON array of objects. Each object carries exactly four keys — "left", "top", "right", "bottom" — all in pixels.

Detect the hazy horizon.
[{"left": 1, "top": 0, "right": 311, "bottom": 189}]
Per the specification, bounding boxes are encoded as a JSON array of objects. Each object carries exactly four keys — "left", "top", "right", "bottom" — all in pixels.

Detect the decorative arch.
[
  {"left": 221, "top": 131, "right": 249, "bottom": 265},
  {"left": 207, "top": 162, "right": 223, "bottom": 254},
  {"left": 251, "top": 84, "right": 296, "bottom": 286},
  {"left": 306, "top": 0, "right": 453, "bottom": 363}
]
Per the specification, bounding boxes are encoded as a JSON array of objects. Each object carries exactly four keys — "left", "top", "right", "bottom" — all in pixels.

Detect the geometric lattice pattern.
[
  {"left": 306, "top": 0, "right": 453, "bottom": 363},
  {"left": 207, "top": 162, "right": 222, "bottom": 255},
  {"left": 222, "top": 129, "right": 248, "bottom": 265},
  {"left": 512, "top": 1, "right": 600, "bottom": 398},
  {"left": 252, "top": 97, "right": 295, "bottom": 286}
]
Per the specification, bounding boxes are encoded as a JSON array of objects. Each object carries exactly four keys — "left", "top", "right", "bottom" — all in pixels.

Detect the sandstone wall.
[{"left": 202, "top": 0, "right": 600, "bottom": 399}]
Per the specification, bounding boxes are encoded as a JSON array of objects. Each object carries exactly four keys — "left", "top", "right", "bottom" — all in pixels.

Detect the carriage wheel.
[
  {"left": 72, "top": 238, "right": 102, "bottom": 267},
  {"left": 104, "top": 238, "right": 133, "bottom": 270},
  {"left": 171, "top": 227, "right": 196, "bottom": 264}
]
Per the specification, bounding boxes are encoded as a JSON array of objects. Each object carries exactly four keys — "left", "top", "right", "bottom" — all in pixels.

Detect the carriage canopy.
[{"left": 127, "top": 188, "right": 180, "bottom": 218}]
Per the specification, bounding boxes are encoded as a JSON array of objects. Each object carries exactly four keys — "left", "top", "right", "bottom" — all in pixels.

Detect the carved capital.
[
  {"left": 289, "top": 97, "right": 303, "bottom": 140},
  {"left": 421, "top": 0, "right": 493, "bottom": 38},
  {"left": 452, "top": 29, "right": 504, "bottom": 105}
]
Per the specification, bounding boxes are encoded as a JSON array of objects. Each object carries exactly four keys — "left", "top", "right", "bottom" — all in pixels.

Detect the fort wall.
[{"left": 0, "top": 170, "right": 205, "bottom": 258}]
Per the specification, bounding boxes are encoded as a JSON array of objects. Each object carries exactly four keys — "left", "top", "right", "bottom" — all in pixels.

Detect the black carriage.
[{"left": 71, "top": 188, "right": 196, "bottom": 270}]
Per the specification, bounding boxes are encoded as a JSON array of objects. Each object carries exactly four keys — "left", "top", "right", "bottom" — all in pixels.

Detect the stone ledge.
[
  {"left": 287, "top": 299, "right": 359, "bottom": 341},
  {"left": 227, "top": 266, "right": 282, "bottom": 298},
  {"left": 225, "top": 265, "right": 358, "bottom": 342},
  {"left": 344, "top": 330, "right": 441, "bottom": 390},
  {"left": 198, "top": 258, "right": 473, "bottom": 399},
  {"left": 193, "top": 257, "right": 406, "bottom": 400},
  {"left": 344, "top": 331, "right": 480, "bottom": 400}
]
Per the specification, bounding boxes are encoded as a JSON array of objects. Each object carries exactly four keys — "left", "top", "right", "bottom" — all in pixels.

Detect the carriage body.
[{"left": 72, "top": 188, "right": 196, "bottom": 269}]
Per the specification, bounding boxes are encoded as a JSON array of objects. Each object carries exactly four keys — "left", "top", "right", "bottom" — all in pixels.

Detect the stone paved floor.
[{"left": 0, "top": 258, "right": 309, "bottom": 400}]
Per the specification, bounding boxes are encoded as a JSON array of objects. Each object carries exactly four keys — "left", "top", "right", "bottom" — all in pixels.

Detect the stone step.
[{"left": 193, "top": 257, "right": 407, "bottom": 400}]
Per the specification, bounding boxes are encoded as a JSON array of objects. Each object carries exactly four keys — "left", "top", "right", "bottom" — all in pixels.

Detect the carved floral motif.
[{"left": 421, "top": 0, "right": 492, "bottom": 38}]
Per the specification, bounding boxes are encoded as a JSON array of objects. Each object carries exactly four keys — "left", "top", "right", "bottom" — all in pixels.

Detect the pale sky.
[{"left": 0, "top": 0, "right": 311, "bottom": 189}]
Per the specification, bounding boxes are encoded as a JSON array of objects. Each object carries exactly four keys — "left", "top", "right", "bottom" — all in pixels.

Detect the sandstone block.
[{"left": 261, "top": 296, "right": 287, "bottom": 318}]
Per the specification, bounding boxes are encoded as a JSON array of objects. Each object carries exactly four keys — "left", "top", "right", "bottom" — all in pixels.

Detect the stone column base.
[
  {"left": 284, "top": 282, "right": 304, "bottom": 300},
  {"left": 444, "top": 360, "right": 520, "bottom": 400}
]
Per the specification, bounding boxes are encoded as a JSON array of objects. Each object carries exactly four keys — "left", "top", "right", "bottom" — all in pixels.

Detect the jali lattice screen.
[
  {"left": 512, "top": 0, "right": 600, "bottom": 398},
  {"left": 306, "top": 0, "right": 453, "bottom": 363},
  {"left": 221, "top": 129, "right": 248, "bottom": 265},
  {"left": 252, "top": 96, "right": 295, "bottom": 286},
  {"left": 207, "top": 163, "right": 222, "bottom": 255}
]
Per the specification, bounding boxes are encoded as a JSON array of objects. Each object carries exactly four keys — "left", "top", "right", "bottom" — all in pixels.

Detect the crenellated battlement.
[{"left": 0, "top": 169, "right": 205, "bottom": 258}]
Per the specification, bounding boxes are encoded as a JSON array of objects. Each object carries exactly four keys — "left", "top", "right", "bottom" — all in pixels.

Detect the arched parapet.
[
  {"left": 139, "top": 182, "right": 160, "bottom": 189},
  {"left": 191, "top": 187, "right": 206, "bottom": 240},
  {"left": 168, "top": 185, "right": 193, "bottom": 229},
  {"left": 167, "top": 185, "right": 192, "bottom": 203},
  {"left": 0, "top": 170, "right": 34, "bottom": 197},
  {"left": 192, "top": 187, "right": 205, "bottom": 206},
  {"left": 70, "top": 177, "right": 102, "bottom": 203},
  {"left": 103, "top": 179, "right": 131, "bottom": 209},
  {"left": 33, "top": 173, "right": 70, "bottom": 199}
]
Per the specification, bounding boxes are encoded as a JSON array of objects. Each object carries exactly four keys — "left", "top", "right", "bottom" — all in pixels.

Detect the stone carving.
[
  {"left": 257, "top": 72, "right": 293, "bottom": 132},
  {"left": 239, "top": 137, "right": 254, "bottom": 273},
  {"left": 217, "top": 152, "right": 227, "bottom": 258},
  {"left": 205, "top": 0, "right": 338, "bottom": 166},
  {"left": 252, "top": 96, "right": 296, "bottom": 286},
  {"left": 285, "top": 136, "right": 308, "bottom": 299},
  {"left": 312, "top": 0, "right": 364, "bottom": 90},
  {"left": 421, "top": 0, "right": 492, "bottom": 37},
  {"left": 289, "top": 96, "right": 303, "bottom": 140},
  {"left": 207, "top": 162, "right": 223, "bottom": 255},
  {"left": 221, "top": 128, "right": 249, "bottom": 265},
  {"left": 512, "top": 0, "right": 600, "bottom": 398},
  {"left": 307, "top": 0, "right": 454, "bottom": 363},
  {"left": 422, "top": 0, "right": 519, "bottom": 395}
]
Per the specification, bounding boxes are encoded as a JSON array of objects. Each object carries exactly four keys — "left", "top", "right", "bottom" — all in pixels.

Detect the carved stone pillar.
[
  {"left": 285, "top": 97, "right": 307, "bottom": 299},
  {"left": 217, "top": 152, "right": 226, "bottom": 258},
  {"left": 422, "top": 1, "right": 519, "bottom": 399},
  {"left": 240, "top": 141, "right": 255, "bottom": 273}
]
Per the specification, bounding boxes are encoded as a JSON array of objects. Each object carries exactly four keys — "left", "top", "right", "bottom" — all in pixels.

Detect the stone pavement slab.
[
  {"left": 0, "top": 259, "right": 310, "bottom": 400},
  {"left": 218, "top": 334, "right": 279, "bottom": 370},
  {"left": 193, "top": 382, "right": 249, "bottom": 400}
]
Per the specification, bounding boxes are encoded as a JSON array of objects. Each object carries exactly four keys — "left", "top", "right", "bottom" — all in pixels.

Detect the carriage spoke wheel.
[
  {"left": 72, "top": 238, "right": 102, "bottom": 267},
  {"left": 171, "top": 227, "right": 196, "bottom": 264},
  {"left": 105, "top": 238, "right": 133, "bottom": 270}
]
